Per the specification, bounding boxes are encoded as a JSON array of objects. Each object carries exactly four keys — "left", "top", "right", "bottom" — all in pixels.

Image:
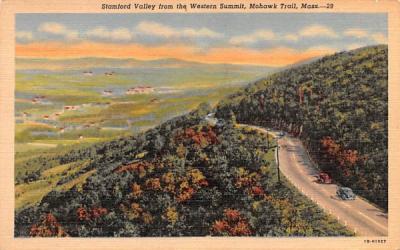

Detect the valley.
[
  {"left": 14, "top": 45, "right": 388, "bottom": 237},
  {"left": 15, "top": 58, "right": 273, "bottom": 158}
]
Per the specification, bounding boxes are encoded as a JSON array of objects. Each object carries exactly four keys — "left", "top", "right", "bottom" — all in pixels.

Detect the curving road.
[{"left": 241, "top": 124, "right": 388, "bottom": 236}]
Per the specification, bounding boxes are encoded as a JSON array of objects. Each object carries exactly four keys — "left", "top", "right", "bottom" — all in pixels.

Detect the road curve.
[{"left": 241, "top": 124, "right": 388, "bottom": 236}]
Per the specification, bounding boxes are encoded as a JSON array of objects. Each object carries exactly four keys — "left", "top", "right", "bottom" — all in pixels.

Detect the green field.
[
  {"left": 14, "top": 57, "right": 274, "bottom": 210},
  {"left": 15, "top": 160, "right": 94, "bottom": 210},
  {"left": 16, "top": 58, "right": 273, "bottom": 156},
  {"left": 15, "top": 58, "right": 274, "bottom": 187}
]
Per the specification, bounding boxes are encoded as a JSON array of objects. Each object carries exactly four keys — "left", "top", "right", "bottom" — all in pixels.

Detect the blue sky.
[{"left": 15, "top": 13, "right": 387, "bottom": 66}]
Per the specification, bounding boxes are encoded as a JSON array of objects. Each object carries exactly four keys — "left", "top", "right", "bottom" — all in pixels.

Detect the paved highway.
[{"left": 242, "top": 124, "right": 388, "bottom": 236}]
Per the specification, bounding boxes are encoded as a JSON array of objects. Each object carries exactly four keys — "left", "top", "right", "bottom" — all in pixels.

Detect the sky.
[{"left": 15, "top": 13, "right": 387, "bottom": 66}]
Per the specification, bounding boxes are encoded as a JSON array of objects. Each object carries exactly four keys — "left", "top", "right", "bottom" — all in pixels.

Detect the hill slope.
[
  {"left": 15, "top": 105, "right": 351, "bottom": 237},
  {"left": 216, "top": 45, "right": 388, "bottom": 209},
  {"left": 14, "top": 46, "right": 387, "bottom": 237}
]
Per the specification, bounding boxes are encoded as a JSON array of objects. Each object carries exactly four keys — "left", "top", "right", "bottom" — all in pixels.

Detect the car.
[
  {"left": 316, "top": 172, "right": 332, "bottom": 184},
  {"left": 336, "top": 187, "right": 356, "bottom": 200},
  {"left": 215, "top": 120, "right": 225, "bottom": 128}
]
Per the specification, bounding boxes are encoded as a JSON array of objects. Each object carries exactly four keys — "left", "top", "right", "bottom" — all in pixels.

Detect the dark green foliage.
[
  {"left": 15, "top": 44, "right": 386, "bottom": 236},
  {"left": 216, "top": 45, "right": 388, "bottom": 210},
  {"left": 15, "top": 102, "right": 351, "bottom": 237}
]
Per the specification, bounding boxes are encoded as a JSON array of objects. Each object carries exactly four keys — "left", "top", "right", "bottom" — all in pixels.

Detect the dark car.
[
  {"left": 336, "top": 187, "right": 356, "bottom": 200},
  {"left": 316, "top": 172, "right": 333, "bottom": 184}
]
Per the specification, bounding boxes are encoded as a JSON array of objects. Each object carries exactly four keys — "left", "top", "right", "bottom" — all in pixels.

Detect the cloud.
[
  {"left": 282, "top": 34, "right": 299, "bottom": 42},
  {"left": 229, "top": 30, "right": 301, "bottom": 45},
  {"left": 343, "top": 28, "right": 369, "bottom": 38},
  {"left": 135, "top": 21, "right": 223, "bottom": 39},
  {"left": 343, "top": 28, "right": 387, "bottom": 44},
  {"left": 136, "top": 21, "right": 175, "bottom": 37},
  {"left": 38, "top": 22, "right": 78, "bottom": 40},
  {"left": 16, "top": 31, "right": 33, "bottom": 41},
  {"left": 16, "top": 41, "right": 336, "bottom": 67},
  {"left": 370, "top": 32, "right": 387, "bottom": 44},
  {"left": 182, "top": 27, "right": 222, "bottom": 39},
  {"left": 228, "top": 25, "right": 337, "bottom": 47},
  {"left": 86, "top": 26, "right": 134, "bottom": 41},
  {"left": 229, "top": 30, "right": 276, "bottom": 45},
  {"left": 299, "top": 24, "right": 338, "bottom": 38}
]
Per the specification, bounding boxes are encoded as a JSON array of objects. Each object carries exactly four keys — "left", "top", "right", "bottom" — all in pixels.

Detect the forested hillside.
[
  {"left": 15, "top": 45, "right": 386, "bottom": 237},
  {"left": 216, "top": 45, "right": 388, "bottom": 209},
  {"left": 15, "top": 104, "right": 351, "bottom": 237}
]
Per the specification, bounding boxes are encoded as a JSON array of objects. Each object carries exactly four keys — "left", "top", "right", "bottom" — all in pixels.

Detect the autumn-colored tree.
[
  {"left": 77, "top": 207, "right": 90, "bottom": 221},
  {"left": 320, "top": 136, "right": 361, "bottom": 176},
  {"left": 91, "top": 207, "right": 108, "bottom": 219},
  {"left": 114, "top": 161, "right": 154, "bottom": 178},
  {"left": 163, "top": 206, "right": 178, "bottom": 225},
  {"left": 30, "top": 213, "right": 67, "bottom": 237},
  {"left": 76, "top": 206, "right": 108, "bottom": 221},
  {"left": 211, "top": 209, "right": 252, "bottom": 236},
  {"left": 131, "top": 182, "right": 142, "bottom": 198},
  {"left": 145, "top": 178, "right": 161, "bottom": 191}
]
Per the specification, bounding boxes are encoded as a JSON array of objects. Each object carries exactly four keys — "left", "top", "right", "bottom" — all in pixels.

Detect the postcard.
[{"left": 0, "top": 0, "right": 399, "bottom": 249}]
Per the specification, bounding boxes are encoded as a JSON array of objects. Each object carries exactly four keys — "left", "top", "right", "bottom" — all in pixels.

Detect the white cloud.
[
  {"left": 282, "top": 34, "right": 299, "bottom": 42},
  {"left": 228, "top": 25, "right": 338, "bottom": 47},
  {"left": 229, "top": 30, "right": 276, "bottom": 45},
  {"left": 16, "top": 31, "right": 33, "bottom": 41},
  {"left": 38, "top": 22, "right": 78, "bottom": 40},
  {"left": 299, "top": 24, "right": 338, "bottom": 38},
  {"left": 344, "top": 28, "right": 387, "bottom": 44},
  {"left": 343, "top": 28, "right": 369, "bottom": 38},
  {"left": 86, "top": 26, "right": 134, "bottom": 41},
  {"left": 182, "top": 27, "right": 222, "bottom": 38},
  {"left": 135, "top": 21, "right": 222, "bottom": 39},
  {"left": 136, "top": 21, "right": 175, "bottom": 37},
  {"left": 371, "top": 32, "right": 387, "bottom": 44}
]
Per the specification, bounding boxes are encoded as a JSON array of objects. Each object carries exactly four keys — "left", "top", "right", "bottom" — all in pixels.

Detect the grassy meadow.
[
  {"left": 15, "top": 57, "right": 274, "bottom": 209},
  {"left": 16, "top": 58, "right": 273, "bottom": 152}
]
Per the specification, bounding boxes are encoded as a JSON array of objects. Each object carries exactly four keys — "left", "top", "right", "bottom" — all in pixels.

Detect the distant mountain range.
[
  {"left": 15, "top": 46, "right": 384, "bottom": 237},
  {"left": 16, "top": 57, "right": 279, "bottom": 73}
]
